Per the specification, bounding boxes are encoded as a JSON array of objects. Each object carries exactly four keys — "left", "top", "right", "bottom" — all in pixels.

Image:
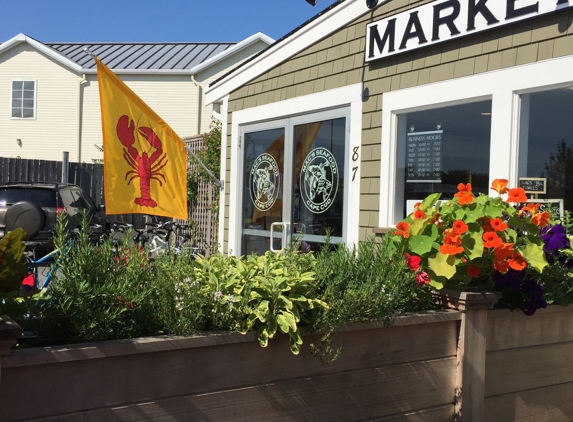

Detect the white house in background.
[{"left": 0, "top": 32, "right": 273, "bottom": 163}]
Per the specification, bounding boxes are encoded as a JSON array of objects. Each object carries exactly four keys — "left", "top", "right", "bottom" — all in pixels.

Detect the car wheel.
[{"left": 5, "top": 201, "right": 47, "bottom": 239}]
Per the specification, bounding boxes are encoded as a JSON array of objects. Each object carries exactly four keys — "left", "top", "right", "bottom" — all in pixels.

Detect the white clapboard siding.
[{"left": 0, "top": 45, "right": 81, "bottom": 162}]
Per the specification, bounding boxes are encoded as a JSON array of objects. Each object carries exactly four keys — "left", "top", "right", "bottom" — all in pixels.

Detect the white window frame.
[
  {"left": 229, "top": 83, "right": 363, "bottom": 255},
  {"left": 10, "top": 80, "right": 37, "bottom": 119},
  {"left": 380, "top": 55, "right": 573, "bottom": 228}
]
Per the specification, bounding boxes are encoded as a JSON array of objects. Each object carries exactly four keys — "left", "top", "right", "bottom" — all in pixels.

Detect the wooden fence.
[{"left": 0, "top": 148, "right": 218, "bottom": 249}]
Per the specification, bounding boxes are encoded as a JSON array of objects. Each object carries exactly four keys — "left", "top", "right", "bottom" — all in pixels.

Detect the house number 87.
[{"left": 352, "top": 147, "right": 359, "bottom": 181}]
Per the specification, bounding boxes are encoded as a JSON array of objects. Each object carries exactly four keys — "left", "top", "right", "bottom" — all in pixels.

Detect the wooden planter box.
[
  {"left": 0, "top": 311, "right": 461, "bottom": 422},
  {"left": 1, "top": 300, "right": 572, "bottom": 421}
]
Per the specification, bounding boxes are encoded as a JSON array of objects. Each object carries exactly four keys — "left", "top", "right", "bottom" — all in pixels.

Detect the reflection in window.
[
  {"left": 294, "top": 118, "right": 346, "bottom": 250},
  {"left": 395, "top": 101, "right": 492, "bottom": 222},
  {"left": 519, "top": 88, "right": 573, "bottom": 213}
]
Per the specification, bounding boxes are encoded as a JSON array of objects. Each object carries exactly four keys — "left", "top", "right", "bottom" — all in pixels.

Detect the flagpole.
[{"left": 186, "top": 146, "right": 224, "bottom": 191}]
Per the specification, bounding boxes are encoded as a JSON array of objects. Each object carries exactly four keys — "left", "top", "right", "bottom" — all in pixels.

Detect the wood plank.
[
  {"left": 12, "top": 358, "right": 455, "bottom": 422},
  {"left": 485, "top": 341, "right": 573, "bottom": 397},
  {"left": 0, "top": 323, "right": 457, "bottom": 421},
  {"left": 487, "top": 306, "right": 573, "bottom": 351},
  {"left": 485, "top": 382, "right": 573, "bottom": 422}
]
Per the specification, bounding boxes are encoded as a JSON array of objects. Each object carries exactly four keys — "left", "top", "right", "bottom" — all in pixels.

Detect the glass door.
[
  {"left": 240, "top": 110, "right": 348, "bottom": 255},
  {"left": 241, "top": 125, "right": 287, "bottom": 255}
]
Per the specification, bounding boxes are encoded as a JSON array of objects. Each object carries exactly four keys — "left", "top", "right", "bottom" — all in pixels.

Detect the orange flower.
[
  {"left": 481, "top": 218, "right": 494, "bottom": 232},
  {"left": 454, "top": 183, "right": 474, "bottom": 205},
  {"left": 429, "top": 213, "right": 441, "bottom": 224},
  {"left": 506, "top": 187, "right": 528, "bottom": 203},
  {"left": 491, "top": 179, "right": 509, "bottom": 195},
  {"left": 453, "top": 220, "right": 469, "bottom": 234},
  {"left": 440, "top": 235, "right": 464, "bottom": 255},
  {"left": 494, "top": 259, "right": 509, "bottom": 273},
  {"left": 483, "top": 232, "right": 503, "bottom": 248},
  {"left": 490, "top": 218, "right": 507, "bottom": 232},
  {"left": 520, "top": 203, "right": 540, "bottom": 216},
  {"left": 393, "top": 221, "right": 410, "bottom": 238},
  {"left": 494, "top": 243, "right": 514, "bottom": 260},
  {"left": 508, "top": 253, "right": 527, "bottom": 271},
  {"left": 414, "top": 209, "right": 426, "bottom": 220},
  {"left": 467, "top": 265, "right": 481, "bottom": 278},
  {"left": 532, "top": 211, "right": 550, "bottom": 228}
]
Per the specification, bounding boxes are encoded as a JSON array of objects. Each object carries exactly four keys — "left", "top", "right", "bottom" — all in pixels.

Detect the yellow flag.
[{"left": 96, "top": 56, "right": 187, "bottom": 219}]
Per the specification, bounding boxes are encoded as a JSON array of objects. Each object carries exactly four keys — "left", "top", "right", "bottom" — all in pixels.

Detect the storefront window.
[
  {"left": 518, "top": 88, "right": 573, "bottom": 215},
  {"left": 395, "top": 100, "right": 492, "bottom": 222}
]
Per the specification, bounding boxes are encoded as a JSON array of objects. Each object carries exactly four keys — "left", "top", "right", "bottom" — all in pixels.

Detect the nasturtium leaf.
[
  {"left": 428, "top": 252, "right": 457, "bottom": 279},
  {"left": 505, "top": 228, "right": 518, "bottom": 243},
  {"left": 454, "top": 209, "right": 466, "bottom": 220},
  {"left": 408, "top": 235, "right": 435, "bottom": 256},
  {"left": 463, "top": 232, "right": 484, "bottom": 260},
  {"left": 475, "top": 195, "right": 489, "bottom": 205},
  {"left": 411, "top": 218, "right": 430, "bottom": 236},
  {"left": 422, "top": 193, "right": 442, "bottom": 209},
  {"left": 484, "top": 205, "right": 503, "bottom": 218},
  {"left": 464, "top": 205, "right": 485, "bottom": 223},
  {"left": 521, "top": 244, "right": 548, "bottom": 273},
  {"left": 429, "top": 279, "right": 444, "bottom": 289}
]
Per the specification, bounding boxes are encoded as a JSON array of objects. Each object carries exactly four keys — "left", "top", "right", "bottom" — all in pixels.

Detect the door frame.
[{"left": 229, "top": 83, "right": 363, "bottom": 256}]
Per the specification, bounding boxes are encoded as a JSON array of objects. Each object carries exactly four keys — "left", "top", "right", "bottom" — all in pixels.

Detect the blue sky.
[{"left": 1, "top": 0, "right": 339, "bottom": 44}]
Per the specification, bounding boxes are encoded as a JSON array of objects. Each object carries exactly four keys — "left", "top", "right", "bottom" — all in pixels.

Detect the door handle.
[{"left": 270, "top": 222, "right": 289, "bottom": 252}]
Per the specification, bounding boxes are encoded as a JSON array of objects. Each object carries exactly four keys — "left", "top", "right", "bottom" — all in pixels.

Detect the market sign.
[{"left": 366, "top": 0, "right": 573, "bottom": 62}]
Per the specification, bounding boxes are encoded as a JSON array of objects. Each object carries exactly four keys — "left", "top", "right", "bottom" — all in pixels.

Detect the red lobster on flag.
[{"left": 116, "top": 115, "right": 168, "bottom": 208}]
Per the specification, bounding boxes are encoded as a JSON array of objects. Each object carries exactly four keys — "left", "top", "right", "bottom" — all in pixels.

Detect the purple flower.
[
  {"left": 494, "top": 269, "right": 524, "bottom": 291},
  {"left": 540, "top": 224, "right": 570, "bottom": 257},
  {"left": 522, "top": 280, "right": 547, "bottom": 316}
]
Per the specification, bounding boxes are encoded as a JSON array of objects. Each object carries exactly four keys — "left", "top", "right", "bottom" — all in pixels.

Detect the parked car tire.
[{"left": 5, "top": 201, "right": 47, "bottom": 239}]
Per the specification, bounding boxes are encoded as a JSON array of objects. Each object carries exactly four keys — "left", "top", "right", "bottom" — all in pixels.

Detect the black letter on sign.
[
  {"left": 506, "top": 0, "right": 539, "bottom": 19},
  {"left": 432, "top": 0, "right": 461, "bottom": 41},
  {"left": 399, "top": 11, "right": 428, "bottom": 50},
  {"left": 368, "top": 20, "right": 396, "bottom": 58},
  {"left": 556, "top": 0, "right": 569, "bottom": 4},
  {"left": 467, "top": 0, "right": 500, "bottom": 31}
]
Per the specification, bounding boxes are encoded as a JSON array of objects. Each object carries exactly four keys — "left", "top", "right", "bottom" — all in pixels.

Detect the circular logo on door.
[
  {"left": 300, "top": 148, "right": 338, "bottom": 214},
  {"left": 250, "top": 153, "right": 280, "bottom": 211}
]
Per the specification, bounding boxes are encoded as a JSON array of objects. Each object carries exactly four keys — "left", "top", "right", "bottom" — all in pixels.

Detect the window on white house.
[{"left": 11, "top": 81, "right": 36, "bottom": 118}]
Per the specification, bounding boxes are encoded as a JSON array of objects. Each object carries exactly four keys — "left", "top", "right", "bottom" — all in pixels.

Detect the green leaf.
[
  {"left": 255, "top": 300, "right": 269, "bottom": 322},
  {"left": 409, "top": 218, "right": 427, "bottom": 236},
  {"left": 257, "top": 326, "right": 269, "bottom": 348},
  {"left": 266, "top": 314, "right": 278, "bottom": 337},
  {"left": 276, "top": 314, "right": 290, "bottom": 333},
  {"left": 462, "top": 232, "right": 484, "bottom": 260},
  {"left": 484, "top": 205, "right": 503, "bottom": 218},
  {"left": 464, "top": 204, "right": 485, "bottom": 223},
  {"left": 422, "top": 193, "right": 441, "bottom": 209},
  {"left": 409, "top": 234, "right": 435, "bottom": 256},
  {"left": 281, "top": 311, "right": 297, "bottom": 331},
  {"left": 428, "top": 252, "right": 457, "bottom": 279},
  {"left": 521, "top": 244, "right": 548, "bottom": 273}
]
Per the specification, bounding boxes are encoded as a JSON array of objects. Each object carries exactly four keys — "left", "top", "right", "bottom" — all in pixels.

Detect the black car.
[{"left": 0, "top": 182, "right": 110, "bottom": 243}]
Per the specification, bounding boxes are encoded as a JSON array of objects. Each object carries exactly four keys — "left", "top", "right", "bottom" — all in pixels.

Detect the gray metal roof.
[{"left": 46, "top": 42, "right": 235, "bottom": 70}]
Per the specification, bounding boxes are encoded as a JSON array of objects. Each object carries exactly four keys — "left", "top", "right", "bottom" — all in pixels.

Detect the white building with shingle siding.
[{"left": 0, "top": 33, "right": 273, "bottom": 163}]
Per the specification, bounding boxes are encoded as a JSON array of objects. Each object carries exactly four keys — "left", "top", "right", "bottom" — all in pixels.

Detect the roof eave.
[
  {"left": 189, "top": 32, "right": 275, "bottom": 75},
  {"left": 0, "top": 33, "right": 83, "bottom": 73},
  {"left": 205, "top": 0, "right": 378, "bottom": 106}
]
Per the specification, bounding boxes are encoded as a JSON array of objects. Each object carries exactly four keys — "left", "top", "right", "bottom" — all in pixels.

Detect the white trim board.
[
  {"left": 379, "top": 55, "right": 573, "bottom": 228},
  {"left": 226, "top": 83, "right": 363, "bottom": 255}
]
